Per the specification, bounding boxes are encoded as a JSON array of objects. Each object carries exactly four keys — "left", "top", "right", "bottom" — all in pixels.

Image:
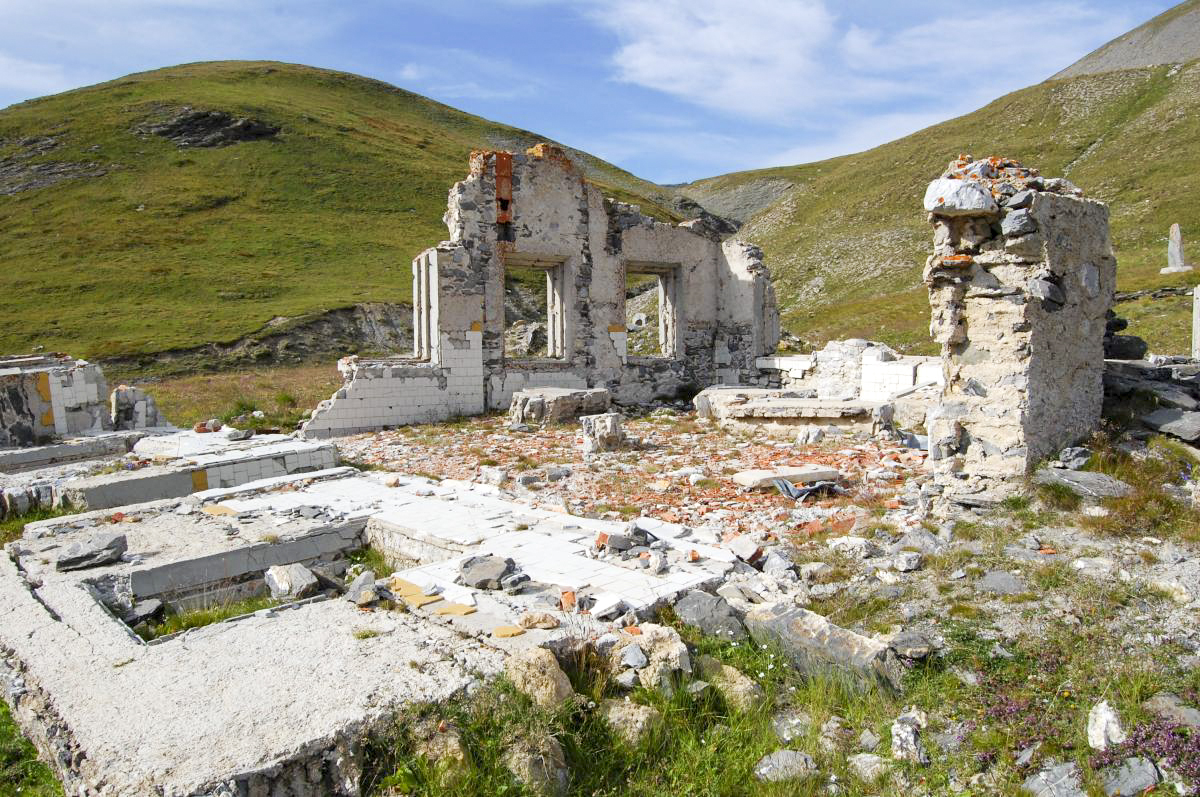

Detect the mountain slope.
[
  {"left": 0, "top": 61, "right": 677, "bottom": 361},
  {"left": 685, "top": 58, "right": 1200, "bottom": 353},
  {"left": 1054, "top": 0, "right": 1200, "bottom": 79}
]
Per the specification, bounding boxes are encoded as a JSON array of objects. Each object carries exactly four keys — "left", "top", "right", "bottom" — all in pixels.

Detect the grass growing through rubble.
[
  {"left": 134, "top": 594, "right": 279, "bottom": 641},
  {"left": 0, "top": 700, "right": 61, "bottom": 797},
  {"left": 361, "top": 590, "right": 1199, "bottom": 797},
  {"left": 0, "top": 506, "right": 76, "bottom": 547},
  {"left": 1076, "top": 432, "right": 1200, "bottom": 543}
]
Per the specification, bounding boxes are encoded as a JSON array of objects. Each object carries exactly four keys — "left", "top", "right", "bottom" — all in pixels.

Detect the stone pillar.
[
  {"left": 922, "top": 157, "right": 1116, "bottom": 498},
  {"left": 1163, "top": 223, "right": 1193, "bottom": 274}
]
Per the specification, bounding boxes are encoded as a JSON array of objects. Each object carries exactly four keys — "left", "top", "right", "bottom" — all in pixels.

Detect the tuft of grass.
[
  {"left": 348, "top": 546, "right": 396, "bottom": 577},
  {"left": 1035, "top": 481, "right": 1082, "bottom": 512},
  {"left": 0, "top": 506, "right": 76, "bottom": 547},
  {"left": 354, "top": 629, "right": 381, "bottom": 640},
  {"left": 136, "top": 594, "right": 278, "bottom": 641},
  {"left": 1081, "top": 432, "right": 1200, "bottom": 541},
  {"left": 0, "top": 699, "right": 62, "bottom": 797}
]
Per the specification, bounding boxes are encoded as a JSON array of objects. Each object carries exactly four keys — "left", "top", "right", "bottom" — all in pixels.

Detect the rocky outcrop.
[{"left": 137, "top": 106, "right": 279, "bottom": 148}]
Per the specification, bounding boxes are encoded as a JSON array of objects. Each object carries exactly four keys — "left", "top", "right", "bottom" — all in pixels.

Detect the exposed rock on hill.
[
  {"left": 137, "top": 106, "right": 280, "bottom": 148},
  {"left": 1053, "top": 0, "right": 1200, "bottom": 79}
]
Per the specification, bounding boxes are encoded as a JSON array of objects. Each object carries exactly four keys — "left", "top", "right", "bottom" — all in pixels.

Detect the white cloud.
[
  {"left": 585, "top": 0, "right": 1139, "bottom": 126},
  {"left": 589, "top": 0, "right": 835, "bottom": 119}
]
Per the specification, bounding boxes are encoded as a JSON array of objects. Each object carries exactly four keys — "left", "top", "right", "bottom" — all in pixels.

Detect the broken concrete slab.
[
  {"left": 694, "top": 386, "right": 895, "bottom": 438},
  {"left": 732, "top": 464, "right": 841, "bottom": 489},
  {"left": 744, "top": 603, "right": 904, "bottom": 691}
]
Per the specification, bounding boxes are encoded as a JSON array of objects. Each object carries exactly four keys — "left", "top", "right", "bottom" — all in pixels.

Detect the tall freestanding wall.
[{"left": 922, "top": 157, "right": 1116, "bottom": 498}]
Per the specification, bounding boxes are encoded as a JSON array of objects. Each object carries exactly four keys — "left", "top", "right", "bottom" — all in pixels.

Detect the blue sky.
[{"left": 0, "top": 0, "right": 1178, "bottom": 183}]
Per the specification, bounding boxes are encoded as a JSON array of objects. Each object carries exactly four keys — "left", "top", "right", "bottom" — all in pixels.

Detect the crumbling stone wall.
[
  {"left": 923, "top": 157, "right": 1116, "bottom": 491},
  {"left": 303, "top": 145, "right": 779, "bottom": 437},
  {"left": 0, "top": 355, "right": 110, "bottom": 446}
]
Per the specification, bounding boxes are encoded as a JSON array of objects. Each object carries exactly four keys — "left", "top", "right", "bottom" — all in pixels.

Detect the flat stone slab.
[
  {"left": 744, "top": 603, "right": 904, "bottom": 691},
  {"left": 732, "top": 465, "right": 842, "bottom": 489},
  {"left": 1033, "top": 468, "right": 1133, "bottom": 499},
  {"left": 1141, "top": 408, "right": 1200, "bottom": 442}
]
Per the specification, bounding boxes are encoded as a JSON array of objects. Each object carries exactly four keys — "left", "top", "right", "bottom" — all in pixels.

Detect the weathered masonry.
[
  {"left": 303, "top": 144, "right": 779, "bottom": 437},
  {"left": 922, "top": 157, "right": 1116, "bottom": 499},
  {"left": 0, "top": 355, "right": 110, "bottom": 446}
]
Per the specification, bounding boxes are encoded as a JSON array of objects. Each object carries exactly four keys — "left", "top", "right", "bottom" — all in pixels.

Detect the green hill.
[
  {"left": 686, "top": 54, "right": 1200, "bottom": 354},
  {"left": 0, "top": 60, "right": 677, "bottom": 362}
]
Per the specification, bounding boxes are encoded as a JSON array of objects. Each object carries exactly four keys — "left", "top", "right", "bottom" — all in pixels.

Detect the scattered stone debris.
[
  {"left": 1033, "top": 468, "right": 1133, "bottom": 500},
  {"left": 745, "top": 604, "right": 904, "bottom": 691},
  {"left": 1023, "top": 761, "right": 1086, "bottom": 797},
  {"left": 1088, "top": 700, "right": 1127, "bottom": 751},
  {"left": 598, "top": 699, "right": 662, "bottom": 746},
  {"left": 264, "top": 563, "right": 319, "bottom": 600},
  {"left": 505, "top": 647, "right": 575, "bottom": 709},
  {"left": 503, "top": 735, "right": 569, "bottom": 797},
  {"left": 890, "top": 707, "right": 930, "bottom": 765}
]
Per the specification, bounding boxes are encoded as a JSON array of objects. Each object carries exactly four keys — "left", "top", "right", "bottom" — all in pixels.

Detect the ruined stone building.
[
  {"left": 302, "top": 145, "right": 779, "bottom": 437},
  {"left": 922, "top": 157, "right": 1117, "bottom": 497}
]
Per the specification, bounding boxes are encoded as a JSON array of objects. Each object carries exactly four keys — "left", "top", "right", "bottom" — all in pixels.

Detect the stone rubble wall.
[
  {"left": 922, "top": 156, "right": 1116, "bottom": 489},
  {"left": 302, "top": 144, "right": 779, "bottom": 437},
  {"left": 756, "top": 342, "right": 941, "bottom": 403}
]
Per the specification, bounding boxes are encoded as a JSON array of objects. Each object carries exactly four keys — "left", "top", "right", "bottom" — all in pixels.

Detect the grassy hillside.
[
  {"left": 0, "top": 61, "right": 676, "bottom": 361},
  {"left": 686, "top": 60, "right": 1200, "bottom": 354}
]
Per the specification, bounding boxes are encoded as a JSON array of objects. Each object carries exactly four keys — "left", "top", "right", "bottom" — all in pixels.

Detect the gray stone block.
[
  {"left": 744, "top": 603, "right": 904, "bottom": 691},
  {"left": 56, "top": 532, "right": 127, "bottom": 571}
]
